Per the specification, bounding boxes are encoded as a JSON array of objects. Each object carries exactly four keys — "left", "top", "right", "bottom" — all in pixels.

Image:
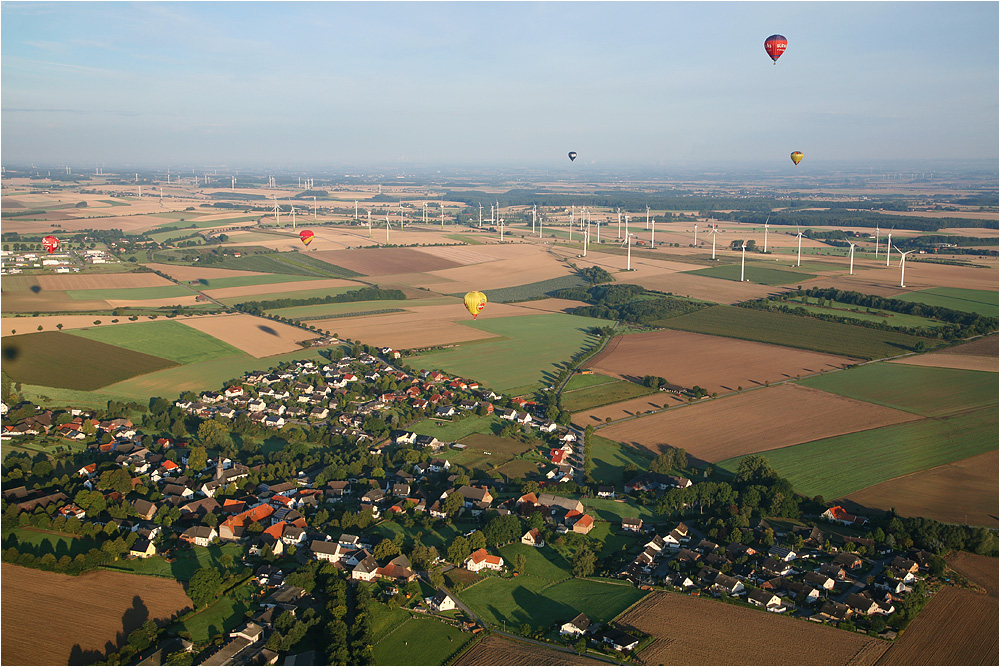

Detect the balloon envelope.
[
  {"left": 790, "top": 151, "right": 804, "bottom": 166},
  {"left": 463, "top": 291, "right": 487, "bottom": 319},
  {"left": 764, "top": 34, "right": 787, "bottom": 63},
  {"left": 299, "top": 230, "right": 315, "bottom": 246},
  {"left": 568, "top": 151, "right": 577, "bottom": 162},
  {"left": 42, "top": 235, "right": 60, "bottom": 254}
]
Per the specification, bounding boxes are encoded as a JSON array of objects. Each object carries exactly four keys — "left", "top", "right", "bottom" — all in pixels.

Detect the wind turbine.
[
  {"left": 385, "top": 213, "right": 393, "bottom": 244},
  {"left": 499, "top": 217, "right": 506, "bottom": 242},
  {"left": 848, "top": 242, "right": 857, "bottom": 275},
  {"left": 762, "top": 215, "right": 770, "bottom": 253},
  {"left": 873, "top": 223, "right": 880, "bottom": 258},
  {"left": 569, "top": 206, "right": 574, "bottom": 242},
  {"left": 273, "top": 195, "right": 280, "bottom": 224},
  {"left": 645, "top": 205, "right": 650, "bottom": 230},
  {"left": 399, "top": 202, "right": 404, "bottom": 228},
  {"left": 795, "top": 224, "right": 804, "bottom": 267},
  {"left": 895, "top": 244, "right": 916, "bottom": 287},
  {"left": 693, "top": 223, "right": 698, "bottom": 246},
  {"left": 290, "top": 205, "right": 297, "bottom": 230},
  {"left": 231, "top": 176, "right": 236, "bottom": 190},
  {"left": 582, "top": 214, "right": 589, "bottom": 256},
  {"left": 479, "top": 203, "right": 483, "bottom": 228},
  {"left": 367, "top": 210, "right": 372, "bottom": 238},
  {"left": 531, "top": 204, "right": 536, "bottom": 235},
  {"left": 622, "top": 233, "right": 636, "bottom": 270},
  {"left": 355, "top": 200, "right": 359, "bottom": 221},
  {"left": 650, "top": 216, "right": 655, "bottom": 248},
  {"left": 617, "top": 209, "right": 622, "bottom": 238},
  {"left": 885, "top": 228, "right": 894, "bottom": 267},
  {"left": 710, "top": 225, "right": 720, "bottom": 260},
  {"left": 740, "top": 240, "right": 748, "bottom": 282},
  {"left": 440, "top": 202, "right": 445, "bottom": 229}
]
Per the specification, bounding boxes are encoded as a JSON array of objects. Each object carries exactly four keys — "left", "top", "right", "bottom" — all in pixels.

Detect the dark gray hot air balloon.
[{"left": 568, "top": 151, "right": 577, "bottom": 162}]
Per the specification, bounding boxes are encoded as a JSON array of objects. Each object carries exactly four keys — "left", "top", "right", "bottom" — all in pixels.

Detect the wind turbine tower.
[
  {"left": 355, "top": 201, "right": 359, "bottom": 221},
  {"left": 795, "top": 225, "right": 804, "bottom": 267},
  {"left": 710, "top": 225, "right": 719, "bottom": 260},
  {"left": 646, "top": 205, "right": 650, "bottom": 230},
  {"left": 896, "top": 245, "right": 916, "bottom": 287},
  {"left": 367, "top": 210, "right": 372, "bottom": 238},
  {"left": 848, "top": 242, "right": 856, "bottom": 275},
  {"left": 273, "top": 195, "right": 280, "bottom": 225},
  {"left": 740, "top": 241, "right": 748, "bottom": 282},
  {"left": 385, "top": 214, "right": 392, "bottom": 244},
  {"left": 290, "top": 206, "right": 297, "bottom": 231},
  {"left": 440, "top": 202, "right": 445, "bottom": 229},
  {"left": 873, "top": 224, "right": 880, "bottom": 258},
  {"left": 231, "top": 177, "right": 236, "bottom": 190},
  {"left": 532, "top": 205, "right": 536, "bottom": 235},
  {"left": 885, "top": 229, "right": 894, "bottom": 267},
  {"left": 478, "top": 203, "right": 482, "bottom": 228},
  {"left": 314, "top": 196, "right": 317, "bottom": 221},
  {"left": 693, "top": 223, "right": 698, "bottom": 246},
  {"left": 763, "top": 215, "right": 770, "bottom": 253}
]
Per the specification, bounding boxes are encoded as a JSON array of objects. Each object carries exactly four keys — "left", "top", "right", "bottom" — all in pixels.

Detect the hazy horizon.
[{"left": 3, "top": 2, "right": 998, "bottom": 169}]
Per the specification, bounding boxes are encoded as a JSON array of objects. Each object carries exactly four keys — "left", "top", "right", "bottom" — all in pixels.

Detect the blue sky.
[{"left": 2, "top": 1, "right": 997, "bottom": 169}]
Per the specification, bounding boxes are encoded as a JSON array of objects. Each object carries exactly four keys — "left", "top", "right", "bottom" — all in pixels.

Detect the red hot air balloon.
[
  {"left": 299, "top": 230, "right": 315, "bottom": 246},
  {"left": 42, "top": 235, "right": 60, "bottom": 254},
  {"left": 764, "top": 34, "right": 787, "bottom": 64}
]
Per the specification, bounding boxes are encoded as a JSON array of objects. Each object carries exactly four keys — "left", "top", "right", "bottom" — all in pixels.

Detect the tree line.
[{"left": 234, "top": 287, "right": 406, "bottom": 316}]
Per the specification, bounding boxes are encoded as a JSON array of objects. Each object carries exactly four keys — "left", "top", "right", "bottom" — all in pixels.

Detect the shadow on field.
[{"left": 67, "top": 595, "right": 150, "bottom": 665}]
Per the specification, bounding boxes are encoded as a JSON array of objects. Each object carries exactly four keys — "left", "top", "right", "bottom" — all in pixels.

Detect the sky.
[{"left": 2, "top": 1, "right": 998, "bottom": 170}]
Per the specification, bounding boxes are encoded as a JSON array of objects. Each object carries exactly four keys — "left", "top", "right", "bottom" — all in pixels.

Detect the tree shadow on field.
[{"left": 67, "top": 595, "right": 150, "bottom": 665}]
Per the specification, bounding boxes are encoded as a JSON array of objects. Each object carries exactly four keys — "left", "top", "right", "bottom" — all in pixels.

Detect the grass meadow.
[
  {"left": 588, "top": 435, "right": 651, "bottom": 487},
  {"left": 563, "top": 373, "right": 620, "bottom": 392},
  {"left": 662, "top": 305, "right": 934, "bottom": 359},
  {"left": 560, "top": 380, "right": 656, "bottom": 413},
  {"left": 717, "top": 406, "right": 998, "bottom": 500},
  {"left": 202, "top": 252, "right": 362, "bottom": 278},
  {"left": 412, "top": 313, "right": 613, "bottom": 393},
  {"left": 784, "top": 297, "right": 950, "bottom": 329},
  {"left": 105, "top": 543, "right": 245, "bottom": 581},
  {"left": 682, "top": 263, "right": 817, "bottom": 286},
  {"left": 267, "top": 297, "right": 455, "bottom": 320},
  {"left": 798, "top": 363, "right": 998, "bottom": 417},
  {"left": 2, "top": 527, "right": 101, "bottom": 559},
  {"left": 175, "top": 582, "right": 256, "bottom": 642},
  {"left": 69, "top": 320, "right": 245, "bottom": 365},
  {"left": 893, "top": 287, "right": 1000, "bottom": 317},
  {"left": 373, "top": 615, "right": 475, "bottom": 666},
  {"left": 409, "top": 414, "right": 503, "bottom": 442},
  {"left": 582, "top": 497, "right": 658, "bottom": 524},
  {"left": 186, "top": 273, "right": 325, "bottom": 290}
]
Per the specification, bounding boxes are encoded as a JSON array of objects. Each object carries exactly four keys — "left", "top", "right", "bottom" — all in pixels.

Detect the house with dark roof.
[{"left": 559, "top": 613, "right": 591, "bottom": 637}]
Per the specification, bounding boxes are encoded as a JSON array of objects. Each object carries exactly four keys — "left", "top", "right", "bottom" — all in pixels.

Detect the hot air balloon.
[
  {"left": 463, "top": 291, "right": 487, "bottom": 319},
  {"left": 568, "top": 152, "right": 577, "bottom": 162},
  {"left": 764, "top": 34, "right": 787, "bottom": 64},
  {"left": 299, "top": 230, "right": 315, "bottom": 246},
  {"left": 42, "top": 235, "right": 60, "bottom": 254},
  {"left": 790, "top": 151, "right": 804, "bottom": 166}
]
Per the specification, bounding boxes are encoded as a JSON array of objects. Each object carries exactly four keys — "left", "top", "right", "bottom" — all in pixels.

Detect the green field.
[
  {"left": 66, "top": 285, "right": 195, "bottom": 301},
  {"left": 663, "top": 305, "right": 934, "bottom": 360},
  {"left": 475, "top": 275, "right": 589, "bottom": 304},
  {"left": 442, "top": 433, "right": 535, "bottom": 474},
  {"left": 460, "top": 575, "right": 646, "bottom": 630},
  {"left": 561, "top": 380, "right": 656, "bottom": 413},
  {"left": 69, "top": 320, "right": 244, "bottom": 364},
  {"left": 2, "top": 331, "right": 178, "bottom": 390},
  {"left": 268, "top": 297, "right": 454, "bottom": 320},
  {"left": 588, "top": 435, "right": 652, "bottom": 487},
  {"left": 176, "top": 583, "right": 256, "bottom": 642},
  {"left": 196, "top": 252, "right": 362, "bottom": 278},
  {"left": 781, "top": 297, "right": 950, "bottom": 329},
  {"left": 412, "top": 313, "right": 614, "bottom": 392},
  {"left": 683, "top": 263, "right": 816, "bottom": 286},
  {"left": 582, "top": 497, "right": 658, "bottom": 524},
  {"left": 798, "top": 363, "right": 998, "bottom": 417},
  {"left": 497, "top": 542, "right": 573, "bottom": 583},
  {"left": 717, "top": 406, "right": 998, "bottom": 500},
  {"left": 373, "top": 615, "right": 475, "bottom": 666},
  {"left": 894, "top": 287, "right": 999, "bottom": 317},
  {"left": 219, "top": 284, "right": 369, "bottom": 307},
  {"left": 184, "top": 273, "right": 327, "bottom": 290},
  {"left": 410, "top": 414, "right": 503, "bottom": 442},
  {"left": 1, "top": 527, "right": 101, "bottom": 559},
  {"left": 154, "top": 215, "right": 259, "bottom": 231},
  {"left": 371, "top": 520, "right": 466, "bottom": 552},
  {"left": 563, "top": 373, "right": 619, "bottom": 392}
]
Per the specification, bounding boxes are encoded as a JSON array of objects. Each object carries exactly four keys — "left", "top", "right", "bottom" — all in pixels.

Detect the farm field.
[
  {"left": 2, "top": 527, "right": 101, "bottom": 559},
  {"left": 573, "top": 391, "right": 687, "bottom": 425},
  {"left": 308, "top": 247, "right": 466, "bottom": 275},
  {"left": 781, "top": 297, "right": 951, "bottom": 329},
  {"left": 419, "top": 245, "right": 573, "bottom": 291},
  {"left": 847, "top": 261, "right": 999, "bottom": 292},
  {"left": 876, "top": 586, "right": 998, "bottom": 665},
  {"left": 0, "top": 563, "right": 191, "bottom": 666},
  {"left": 69, "top": 320, "right": 244, "bottom": 364},
  {"left": 35, "top": 272, "right": 174, "bottom": 291},
  {"left": 507, "top": 297, "right": 589, "bottom": 315},
  {"left": 174, "top": 272, "right": 324, "bottom": 290},
  {"left": 105, "top": 543, "right": 245, "bottom": 581},
  {"left": 585, "top": 329, "right": 855, "bottom": 395},
  {"left": 456, "top": 635, "right": 605, "bottom": 666},
  {"left": 798, "top": 363, "right": 999, "bottom": 417},
  {"left": 717, "top": 406, "right": 998, "bottom": 501},
  {"left": 618, "top": 591, "right": 888, "bottom": 665},
  {"left": 844, "top": 449, "right": 998, "bottom": 527},
  {"left": 1, "top": 330, "right": 177, "bottom": 390},
  {"left": 178, "top": 586, "right": 255, "bottom": 643},
  {"left": 595, "top": 384, "right": 922, "bottom": 462},
  {"left": 410, "top": 313, "right": 614, "bottom": 392},
  {"left": 459, "top": 575, "right": 646, "bottom": 631},
  {"left": 890, "top": 351, "right": 998, "bottom": 372},
  {"left": 373, "top": 615, "right": 475, "bottom": 666},
  {"left": 209, "top": 281, "right": 365, "bottom": 304},
  {"left": 476, "top": 275, "right": 589, "bottom": 303},
  {"left": 443, "top": 433, "right": 534, "bottom": 474},
  {"left": 142, "top": 263, "right": 277, "bottom": 281},
  {"left": 371, "top": 520, "right": 464, "bottom": 552},
  {"left": 562, "top": 372, "right": 620, "bottom": 392},
  {"left": 660, "top": 305, "right": 933, "bottom": 359},
  {"left": 682, "top": 263, "right": 817, "bottom": 285},
  {"left": 65, "top": 285, "right": 195, "bottom": 301},
  {"left": 947, "top": 551, "right": 999, "bottom": 596},
  {"left": 267, "top": 296, "right": 454, "bottom": 320},
  {"left": 178, "top": 313, "right": 312, "bottom": 357},
  {"left": 560, "top": 380, "right": 656, "bottom": 413},
  {"left": 182, "top": 252, "right": 362, "bottom": 278},
  {"left": 496, "top": 542, "right": 574, "bottom": 583},
  {"left": 1, "top": 290, "right": 114, "bottom": 313},
  {"left": 626, "top": 266, "right": 781, "bottom": 304},
  {"left": 893, "top": 287, "right": 999, "bottom": 317}
]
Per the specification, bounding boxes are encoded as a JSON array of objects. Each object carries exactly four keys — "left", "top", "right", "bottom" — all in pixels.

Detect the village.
[{"left": 0, "top": 343, "right": 960, "bottom": 666}]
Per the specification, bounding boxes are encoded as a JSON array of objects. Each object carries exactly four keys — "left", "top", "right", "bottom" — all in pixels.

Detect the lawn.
[
  {"left": 412, "top": 313, "right": 614, "bottom": 393},
  {"left": 108, "top": 543, "right": 245, "bottom": 581},
  {"left": 563, "top": 373, "right": 620, "bottom": 392},
  {"left": 798, "top": 363, "right": 998, "bottom": 417},
  {"left": 582, "top": 497, "right": 658, "bottom": 524},
  {"left": 459, "top": 575, "right": 646, "bottom": 630},
  {"left": 371, "top": 520, "right": 467, "bottom": 552},
  {"left": 473, "top": 275, "right": 588, "bottom": 304},
  {"left": 2, "top": 331, "right": 177, "bottom": 391},
  {"left": 589, "top": 435, "right": 651, "bottom": 487},
  {"left": 497, "top": 542, "right": 573, "bottom": 583},
  {"left": 782, "top": 297, "right": 950, "bottom": 329},
  {"left": 560, "top": 381, "right": 656, "bottom": 412},
  {"left": 441, "top": 433, "right": 535, "bottom": 474},
  {"left": 373, "top": 615, "right": 475, "bottom": 666},
  {"left": 69, "top": 320, "right": 245, "bottom": 365},
  {"left": 682, "top": 263, "right": 817, "bottom": 286},
  {"left": 662, "top": 305, "right": 934, "bottom": 360},
  {"left": 1, "top": 527, "right": 101, "bottom": 559},
  {"left": 893, "top": 287, "right": 1000, "bottom": 317},
  {"left": 717, "top": 406, "right": 998, "bottom": 500},
  {"left": 409, "top": 414, "right": 503, "bottom": 442},
  {"left": 176, "top": 582, "right": 256, "bottom": 642},
  {"left": 66, "top": 285, "right": 196, "bottom": 301}
]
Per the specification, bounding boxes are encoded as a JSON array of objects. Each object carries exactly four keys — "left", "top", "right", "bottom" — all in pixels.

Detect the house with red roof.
[
  {"left": 465, "top": 548, "right": 504, "bottom": 572},
  {"left": 571, "top": 513, "right": 595, "bottom": 535},
  {"left": 822, "top": 506, "right": 867, "bottom": 526}
]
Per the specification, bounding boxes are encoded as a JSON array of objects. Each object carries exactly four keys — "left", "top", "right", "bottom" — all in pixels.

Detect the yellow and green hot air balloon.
[
  {"left": 790, "top": 151, "right": 804, "bottom": 166},
  {"left": 464, "top": 291, "right": 487, "bottom": 319}
]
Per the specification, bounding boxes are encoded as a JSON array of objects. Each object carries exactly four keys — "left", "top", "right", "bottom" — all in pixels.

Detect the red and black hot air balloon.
[
  {"left": 42, "top": 235, "right": 60, "bottom": 254},
  {"left": 764, "top": 34, "right": 787, "bottom": 64}
]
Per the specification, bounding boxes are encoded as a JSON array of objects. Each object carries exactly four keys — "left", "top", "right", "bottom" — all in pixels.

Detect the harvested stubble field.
[
  {"left": 618, "top": 591, "right": 889, "bottom": 665},
  {"left": 628, "top": 267, "right": 780, "bottom": 304},
  {"left": 510, "top": 297, "right": 589, "bottom": 314},
  {"left": 1, "top": 563, "right": 191, "bottom": 666},
  {"left": 798, "top": 275, "right": 912, "bottom": 299},
  {"left": 456, "top": 635, "right": 605, "bottom": 666},
  {"left": 594, "top": 384, "right": 921, "bottom": 462},
  {"left": 586, "top": 329, "right": 854, "bottom": 395},
  {"left": 311, "top": 304, "right": 511, "bottom": 349},
  {"left": 847, "top": 261, "right": 999, "bottom": 292},
  {"left": 143, "top": 262, "right": 276, "bottom": 281},
  {"left": 891, "top": 333, "right": 998, "bottom": 372},
  {"left": 946, "top": 551, "right": 999, "bottom": 596},
  {"left": 308, "top": 247, "right": 465, "bottom": 275},
  {"left": 179, "top": 313, "right": 311, "bottom": 357},
  {"left": 36, "top": 272, "right": 174, "bottom": 290},
  {"left": 0, "top": 289, "right": 109, "bottom": 313},
  {"left": 844, "top": 450, "right": 998, "bottom": 527},
  {"left": 422, "top": 245, "right": 573, "bottom": 291},
  {"left": 203, "top": 277, "right": 362, "bottom": 300},
  {"left": 876, "top": 586, "right": 998, "bottom": 665}
]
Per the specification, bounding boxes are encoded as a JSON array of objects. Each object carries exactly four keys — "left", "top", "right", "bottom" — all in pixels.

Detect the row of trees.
[{"left": 234, "top": 287, "right": 406, "bottom": 317}]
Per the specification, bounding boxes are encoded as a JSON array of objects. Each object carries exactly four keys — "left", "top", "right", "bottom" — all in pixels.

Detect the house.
[
  {"left": 711, "top": 574, "right": 745, "bottom": 596},
  {"left": 537, "top": 493, "right": 583, "bottom": 514},
  {"left": 816, "top": 600, "right": 851, "bottom": 622},
  {"left": 326, "top": 480, "right": 351, "bottom": 500},
  {"left": 803, "top": 571, "right": 836, "bottom": 590},
  {"left": 571, "top": 513, "right": 595, "bottom": 535},
  {"left": 311, "top": 540, "right": 343, "bottom": 563},
  {"left": 821, "top": 505, "right": 866, "bottom": 526},
  {"left": 352, "top": 552, "right": 381, "bottom": 582},
  {"left": 747, "top": 589, "right": 783, "bottom": 609},
  {"left": 521, "top": 529, "right": 545, "bottom": 548},
  {"left": 434, "top": 405, "right": 456, "bottom": 418},
  {"left": 465, "top": 548, "right": 504, "bottom": 572},
  {"left": 600, "top": 629, "right": 639, "bottom": 653},
  {"left": 427, "top": 589, "right": 456, "bottom": 613},
  {"left": 833, "top": 552, "right": 864, "bottom": 570},
  {"left": 768, "top": 546, "right": 797, "bottom": 562},
  {"left": 559, "top": 613, "right": 591, "bottom": 637},
  {"left": 181, "top": 525, "right": 218, "bottom": 547},
  {"left": 818, "top": 563, "right": 847, "bottom": 581},
  {"left": 455, "top": 485, "right": 493, "bottom": 507},
  {"left": 845, "top": 593, "right": 881, "bottom": 616},
  {"left": 129, "top": 538, "right": 157, "bottom": 559},
  {"left": 622, "top": 518, "right": 643, "bottom": 533}
]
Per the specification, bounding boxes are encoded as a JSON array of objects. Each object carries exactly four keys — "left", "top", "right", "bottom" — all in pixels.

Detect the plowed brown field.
[
  {"left": 586, "top": 329, "right": 854, "bottom": 394},
  {"left": 845, "top": 262, "right": 998, "bottom": 291},
  {"left": 1, "top": 563, "right": 191, "bottom": 666},
  {"left": 456, "top": 635, "right": 605, "bottom": 666},
  {"left": 309, "top": 247, "right": 465, "bottom": 275},
  {"left": 179, "top": 313, "right": 310, "bottom": 356},
  {"left": 203, "top": 277, "right": 362, "bottom": 300},
  {"left": 895, "top": 335, "right": 1000, "bottom": 372},
  {"left": 618, "top": 591, "right": 888, "bottom": 665},
  {"left": 36, "top": 272, "right": 173, "bottom": 290},
  {"left": 592, "top": 384, "right": 920, "bottom": 461},
  {"left": 2, "top": 314, "right": 151, "bottom": 337},
  {"left": 844, "top": 450, "right": 998, "bottom": 527},
  {"left": 947, "top": 551, "right": 999, "bottom": 596}
]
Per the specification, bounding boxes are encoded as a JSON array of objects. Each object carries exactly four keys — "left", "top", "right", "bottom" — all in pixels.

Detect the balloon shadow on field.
[{"left": 259, "top": 325, "right": 278, "bottom": 336}]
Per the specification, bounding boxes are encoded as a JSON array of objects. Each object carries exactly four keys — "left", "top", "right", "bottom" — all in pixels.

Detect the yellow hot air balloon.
[
  {"left": 463, "top": 291, "right": 487, "bottom": 319},
  {"left": 790, "top": 151, "right": 804, "bottom": 166}
]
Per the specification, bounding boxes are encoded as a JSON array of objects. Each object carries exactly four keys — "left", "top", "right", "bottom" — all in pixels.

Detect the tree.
[
  {"left": 187, "top": 445, "right": 208, "bottom": 472},
  {"left": 650, "top": 450, "right": 675, "bottom": 474},
  {"left": 514, "top": 553, "right": 527, "bottom": 575},
  {"left": 447, "top": 536, "right": 471, "bottom": 565},
  {"left": 428, "top": 567, "right": 445, "bottom": 590},
  {"left": 99, "top": 467, "right": 134, "bottom": 496},
  {"left": 468, "top": 530, "right": 486, "bottom": 551},
  {"left": 443, "top": 492, "right": 464, "bottom": 518},
  {"left": 572, "top": 548, "right": 597, "bottom": 578},
  {"left": 187, "top": 568, "right": 224, "bottom": 608},
  {"left": 198, "top": 420, "right": 230, "bottom": 450},
  {"left": 373, "top": 538, "right": 399, "bottom": 561}
]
